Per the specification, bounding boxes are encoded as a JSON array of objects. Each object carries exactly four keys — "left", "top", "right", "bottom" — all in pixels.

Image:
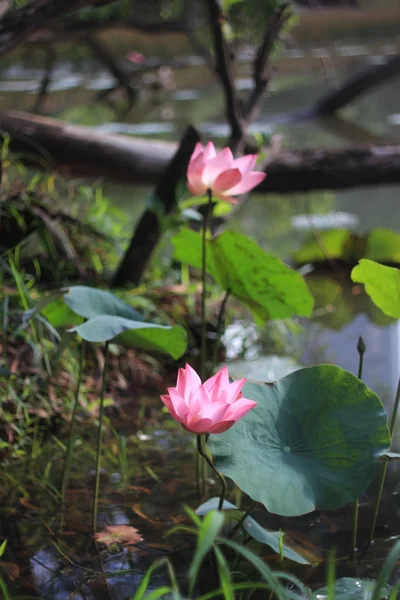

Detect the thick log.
[
  {"left": 262, "top": 145, "right": 400, "bottom": 193},
  {"left": 0, "top": 110, "right": 175, "bottom": 184},
  {"left": 1, "top": 110, "right": 400, "bottom": 193}
]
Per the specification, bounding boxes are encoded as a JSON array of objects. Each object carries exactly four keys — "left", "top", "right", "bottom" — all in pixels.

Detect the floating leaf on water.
[
  {"left": 313, "top": 577, "right": 390, "bottom": 600},
  {"left": 293, "top": 228, "right": 400, "bottom": 265},
  {"left": 209, "top": 365, "right": 390, "bottom": 517}
]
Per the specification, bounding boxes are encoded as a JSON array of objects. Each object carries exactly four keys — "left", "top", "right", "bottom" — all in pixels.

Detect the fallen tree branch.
[
  {"left": 262, "top": 145, "right": 400, "bottom": 192},
  {"left": 1, "top": 111, "right": 400, "bottom": 193}
]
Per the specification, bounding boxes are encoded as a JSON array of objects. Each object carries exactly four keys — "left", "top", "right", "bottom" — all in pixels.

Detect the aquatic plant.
[
  {"left": 160, "top": 363, "right": 256, "bottom": 435},
  {"left": 186, "top": 141, "right": 266, "bottom": 204}
]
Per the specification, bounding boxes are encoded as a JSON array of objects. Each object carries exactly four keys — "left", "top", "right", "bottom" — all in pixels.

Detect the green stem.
[
  {"left": 197, "top": 434, "right": 226, "bottom": 510},
  {"left": 370, "top": 375, "right": 400, "bottom": 542},
  {"left": 92, "top": 341, "right": 110, "bottom": 535},
  {"left": 2, "top": 297, "right": 9, "bottom": 367},
  {"left": 389, "top": 375, "right": 400, "bottom": 436},
  {"left": 61, "top": 341, "right": 85, "bottom": 508},
  {"left": 210, "top": 289, "right": 231, "bottom": 374},
  {"left": 352, "top": 501, "right": 359, "bottom": 554},
  {"left": 228, "top": 500, "right": 257, "bottom": 539},
  {"left": 352, "top": 337, "right": 365, "bottom": 553},
  {"left": 200, "top": 189, "right": 213, "bottom": 381},
  {"left": 196, "top": 449, "right": 203, "bottom": 499}
]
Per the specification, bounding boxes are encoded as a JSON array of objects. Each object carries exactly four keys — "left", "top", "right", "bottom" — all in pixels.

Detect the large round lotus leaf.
[
  {"left": 209, "top": 365, "right": 390, "bottom": 517},
  {"left": 64, "top": 286, "right": 143, "bottom": 321}
]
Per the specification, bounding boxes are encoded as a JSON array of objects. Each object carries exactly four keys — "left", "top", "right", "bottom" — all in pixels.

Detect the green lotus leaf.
[{"left": 209, "top": 365, "right": 390, "bottom": 516}]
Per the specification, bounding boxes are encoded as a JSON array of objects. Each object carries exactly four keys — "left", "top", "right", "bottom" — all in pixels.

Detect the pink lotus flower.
[
  {"left": 161, "top": 364, "right": 256, "bottom": 434},
  {"left": 127, "top": 51, "right": 145, "bottom": 64},
  {"left": 187, "top": 141, "right": 266, "bottom": 204}
]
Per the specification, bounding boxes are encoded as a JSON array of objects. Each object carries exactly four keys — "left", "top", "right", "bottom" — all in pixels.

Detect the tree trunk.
[{"left": 112, "top": 125, "right": 200, "bottom": 286}]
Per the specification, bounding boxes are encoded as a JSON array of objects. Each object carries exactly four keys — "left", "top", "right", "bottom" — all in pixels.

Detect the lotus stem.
[
  {"left": 228, "top": 500, "right": 258, "bottom": 539},
  {"left": 389, "top": 375, "right": 400, "bottom": 436},
  {"left": 93, "top": 341, "right": 110, "bottom": 535},
  {"left": 370, "top": 374, "right": 400, "bottom": 542},
  {"left": 352, "top": 336, "right": 366, "bottom": 553},
  {"left": 211, "top": 289, "right": 231, "bottom": 374},
  {"left": 200, "top": 189, "right": 213, "bottom": 381},
  {"left": 197, "top": 434, "right": 226, "bottom": 510},
  {"left": 61, "top": 340, "right": 85, "bottom": 512}
]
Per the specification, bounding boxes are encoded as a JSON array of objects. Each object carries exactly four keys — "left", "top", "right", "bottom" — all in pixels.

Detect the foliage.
[
  {"left": 195, "top": 497, "right": 310, "bottom": 564},
  {"left": 351, "top": 259, "right": 400, "bottom": 319},
  {"left": 293, "top": 228, "right": 400, "bottom": 265},
  {"left": 305, "top": 272, "right": 395, "bottom": 330},
  {"left": 172, "top": 228, "right": 314, "bottom": 325},
  {"left": 54, "top": 285, "right": 187, "bottom": 359},
  {"left": 0, "top": 147, "right": 129, "bottom": 283},
  {"left": 209, "top": 365, "right": 390, "bottom": 516}
]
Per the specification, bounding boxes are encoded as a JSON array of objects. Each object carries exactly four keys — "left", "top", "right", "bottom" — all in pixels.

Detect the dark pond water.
[{"left": 2, "top": 2, "right": 400, "bottom": 597}]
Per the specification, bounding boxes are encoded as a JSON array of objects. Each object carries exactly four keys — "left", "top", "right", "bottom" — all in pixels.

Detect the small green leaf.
[
  {"left": 189, "top": 510, "right": 225, "bottom": 594},
  {"left": 69, "top": 315, "right": 186, "bottom": 359},
  {"left": 209, "top": 365, "right": 390, "bottom": 517},
  {"left": 64, "top": 286, "right": 143, "bottom": 321},
  {"left": 217, "top": 538, "right": 289, "bottom": 600},
  {"left": 214, "top": 546, "right": 234, "bottom": 600},
  {"left": 196, "top": 498, "right": 310, "bottom": 564},
  {"left": 351, "top": 259, "right": 400, "bottom": 318},
  {"left": 172, "top": 228, "right": 313, "bottom": 324}
]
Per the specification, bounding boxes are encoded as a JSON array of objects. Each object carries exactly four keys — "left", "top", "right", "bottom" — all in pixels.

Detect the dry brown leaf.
[
  {"left": 20, "top": 497, "right": 39, "bottom": 510},
  {"left": 94, "top": 525, "right": 142, "bottom": 546},
  {"left": 132, "top": 504, "right": 157, "bottom": 524},
  {"left": 1, "top": 562, "right": 20, "bottom": 580}
]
